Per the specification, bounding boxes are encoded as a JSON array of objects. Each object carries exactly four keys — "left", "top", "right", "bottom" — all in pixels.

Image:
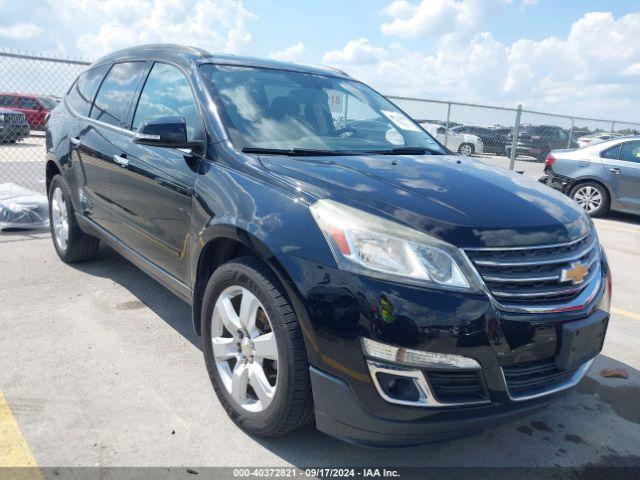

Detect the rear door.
[
  {"left": 603, "top": 141, "right": 640, "bottom": 212},
  {"left": 78, "top": 61, "right": 150, "bottom": 233}
]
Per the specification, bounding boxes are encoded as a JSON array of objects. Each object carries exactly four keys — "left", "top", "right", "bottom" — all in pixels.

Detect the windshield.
[
  {"left": 200, "top": 64, "right": 444, "bottom": 155},
  {"left": 39, "top": 96, "right": 58, "bottom": 109}
]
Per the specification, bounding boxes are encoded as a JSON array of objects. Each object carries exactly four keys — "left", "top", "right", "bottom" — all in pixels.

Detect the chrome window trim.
[
  {"left": 366, "top": 360, "right": 490, "bottom": 408},
  {"left": 501, "top": 358, "right": 595, "bottom": 402},
  {"left": 67, "top": 100, "right": 135, "bottom": 137}
]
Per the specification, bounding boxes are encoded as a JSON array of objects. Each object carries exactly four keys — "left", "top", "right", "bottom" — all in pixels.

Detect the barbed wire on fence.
[{"left": 1, "top": 47, "right": 639, "bottom": 193}]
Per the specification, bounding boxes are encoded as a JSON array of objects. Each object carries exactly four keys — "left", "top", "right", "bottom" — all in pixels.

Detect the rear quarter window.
[{"left": 66, "top": 65, "right": 110, "bottom": 116}]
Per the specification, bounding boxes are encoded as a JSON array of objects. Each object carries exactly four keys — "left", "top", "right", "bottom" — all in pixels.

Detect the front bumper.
[
  {"left": 0, "top": 123, "right": 30, "bottom": 142},
  {"left": 282, "top": 251, "right": 610, "bottom": 446},
  {"left": 311, "top": 366, "right": 556, "bottom": 446}
]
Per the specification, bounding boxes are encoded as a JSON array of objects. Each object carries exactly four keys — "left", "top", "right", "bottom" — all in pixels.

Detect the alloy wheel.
[
  {"left": 51, "top": 186, "right": 69, "bottom": 251},
  {"left": 459, "top": 144, "right": 473, "bottom": 156},
  {"left": 573, "top": 186, "right": 602, "bottom": 213},
  {"left": 211, "top": 285, "right": 279, "bottom": 413}
]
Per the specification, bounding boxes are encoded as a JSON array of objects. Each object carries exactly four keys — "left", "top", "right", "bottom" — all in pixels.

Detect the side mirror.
[{"left": 133, "top": 116, "right": 202, "bottom": 149}]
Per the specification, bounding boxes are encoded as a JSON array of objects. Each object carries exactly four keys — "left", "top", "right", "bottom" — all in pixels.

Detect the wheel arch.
[
  {"left": 569, "top": 176, "right": 614, "bottom": 202},
  {"left": 45, "top": 159, "right": 61, "bottom": 194},
  {"left": 191, "top": 225, "right": 311, "bottom": 343}
]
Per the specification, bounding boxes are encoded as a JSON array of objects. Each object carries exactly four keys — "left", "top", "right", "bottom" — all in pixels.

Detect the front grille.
[
  {"left": 3, "top": 112, "right": 24, "bottom": 124},
  {"left": 426, "top": 370, "right": 488, "bottom": 404},
  {"left": 465, "top": 233, "right": 599, "bottom": 306},
  {"left": 502, "top": 358, "right": 577, "bottom": 398}
]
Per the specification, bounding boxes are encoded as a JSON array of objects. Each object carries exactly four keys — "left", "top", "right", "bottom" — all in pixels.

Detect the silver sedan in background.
[{"left": 542, "top": 136, "right": 640, "bottom": 217}]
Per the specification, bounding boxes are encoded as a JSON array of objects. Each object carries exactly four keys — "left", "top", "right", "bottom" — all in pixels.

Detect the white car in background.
[
  {"left": 577, "top": 133, "right": 622, "bottom": 148},
  {"left": 419, "top": 122, "right": 484, "bottom": 155}
]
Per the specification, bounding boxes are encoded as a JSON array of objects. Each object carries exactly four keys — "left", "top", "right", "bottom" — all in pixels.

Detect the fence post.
[
  {"left": 509, "top": 104, "right": 522, "bottom": 171},
  {"left": 444, "top": 102, "right": 451, "bottom": 148},
  {"left": 567, "top": 117, "right": 574, "bottom": 149},
  {"left": 611, "top": 121, "right": 616, "bottom": 135}
]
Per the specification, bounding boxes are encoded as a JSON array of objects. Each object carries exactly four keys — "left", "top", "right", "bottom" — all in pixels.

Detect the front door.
[
  {"left": 104, "top": 61, "right": 203, "bottom": 283},
  {"left": 603, "top": 140, "right": 640, "bottom": 213}
]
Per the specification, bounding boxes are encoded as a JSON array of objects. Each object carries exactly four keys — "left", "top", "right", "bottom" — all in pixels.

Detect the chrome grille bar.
[{"left": 464, "top": 232, "right": 601, "bottom": 307}]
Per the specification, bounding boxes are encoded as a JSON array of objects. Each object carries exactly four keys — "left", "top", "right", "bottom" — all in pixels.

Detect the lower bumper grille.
[
  {"left": 502, "top": 358, "right": 578, "bottom": 399},
  {"left": 426, "top": 370, "right": 488, "bottom": 404}
]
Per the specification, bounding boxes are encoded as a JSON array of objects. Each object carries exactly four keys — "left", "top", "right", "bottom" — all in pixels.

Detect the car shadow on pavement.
[
  {"left": 601, "top": 211, "right": 640, "bottom": 227},
  {"left": 250, "top": 358, "right": 640, "bottom": 468},
  {"left": 69, "top": 243, "right": 199, "bottom": 349}
]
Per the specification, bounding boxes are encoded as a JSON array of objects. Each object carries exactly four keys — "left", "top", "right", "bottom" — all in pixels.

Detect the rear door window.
[
  {"left": 66, "top": 65, "right": 110, "bottom": 116},
  {"left": 619, "top": 141, "right": 640, "bottom": 163},
  {"left": 91, "top": 61, "right": 148, "bottom": 127},
  {"left": 132, "top": 63, "right": 200, "bottom": 140},
  {"left": 17, "top": 97, "right": 39, "bottom": 109},
  {"left": 601, "top": 144, "right": 620, "bottom": 159}
]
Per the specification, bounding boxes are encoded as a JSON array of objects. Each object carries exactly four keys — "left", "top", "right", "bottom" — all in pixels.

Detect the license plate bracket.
[{"left": 555, "top": 311, "right": 608, "bottom": 371}]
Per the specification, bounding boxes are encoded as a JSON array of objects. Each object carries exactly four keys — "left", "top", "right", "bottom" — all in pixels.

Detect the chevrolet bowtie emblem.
[{"left": 561, "top": 262, "right": 589, "bottom": 285}]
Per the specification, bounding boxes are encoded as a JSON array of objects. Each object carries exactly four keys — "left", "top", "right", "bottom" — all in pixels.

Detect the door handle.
[
  {"left": 70, "top": 137, "right": 81, "bottom": 146},
  {"left": 609, "top": 168, "right": 621, "bottom": 175},
  {"left": 113, "top": 154, "right": 129, "bottom": 168}
]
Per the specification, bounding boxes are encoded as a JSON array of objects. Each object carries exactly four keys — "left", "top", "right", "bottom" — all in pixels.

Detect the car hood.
[{"left": 258, "top": 153, "right": 590, "bottom": 248}]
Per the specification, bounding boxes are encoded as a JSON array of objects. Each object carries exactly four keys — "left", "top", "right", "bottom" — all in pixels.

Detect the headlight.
[
  {"left": 309, "top": 199, "right": 481, "bottom": 291},
  {"left": 0, "top": 114, "right": 4, "bottom": 123}
]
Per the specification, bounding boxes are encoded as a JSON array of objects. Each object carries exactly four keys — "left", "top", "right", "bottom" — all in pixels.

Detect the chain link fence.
[{"left": 1, "top": 48, "right": 640, "bottom": 194}]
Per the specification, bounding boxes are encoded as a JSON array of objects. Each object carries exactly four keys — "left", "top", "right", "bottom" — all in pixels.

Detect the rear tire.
[
  {"left": 569, "top": 181, "right": 609, "bottom": 217},
  {"left": 48, "top": 175, "right": 100, "bottom": 263},
  {"left": 202, "top": 256, "right": 313, "bottom": 437}
]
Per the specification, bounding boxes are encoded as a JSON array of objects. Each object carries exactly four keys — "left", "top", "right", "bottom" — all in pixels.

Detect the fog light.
[{"left": 361, "top": 338, "right": 480, "bottom": 369}]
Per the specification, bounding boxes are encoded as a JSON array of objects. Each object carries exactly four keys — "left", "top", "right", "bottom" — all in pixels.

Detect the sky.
[{"left": 0, "top": 0, "right": 639, "bottom": 122}]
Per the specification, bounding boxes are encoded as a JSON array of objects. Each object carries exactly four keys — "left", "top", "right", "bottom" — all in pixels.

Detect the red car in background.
[{"left": 0, "top": 93, "right": 58, "bottom": 130}]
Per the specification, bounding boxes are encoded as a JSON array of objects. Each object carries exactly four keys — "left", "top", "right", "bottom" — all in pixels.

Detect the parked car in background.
[
  {"left": 0, "top": 108, "right": 30, "bottom": 144},
  {"left": 451, "top": 125, "right": 508, "bottom": 155},
  {"left": 419, "top": 122, "right": 484, "bottom": 155},
  {"left": 0, "top": 93, "right": 58, "bottom": 130},
  {"left": 542, "top": 136, "right": 640, "bottom": 217},
  {"left": 46, "top": 44, "right": 610, "bottom": 447},
  {"left": 506, "top": 125, "right": 577, "bottom": 161},
  {"left": 577, "top": 133, "right": 622, "bottom": 148}
]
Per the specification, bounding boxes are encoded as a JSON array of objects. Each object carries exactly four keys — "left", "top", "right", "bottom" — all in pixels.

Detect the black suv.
[
  {"left": 507, "top": 124, "right": 577, "bottom": 161},
  {"left": 0, "top": 108, "right": 30, "bottom": 144},
  {"left": 45, "top": 45, "right": 611, "bottom": 446}
]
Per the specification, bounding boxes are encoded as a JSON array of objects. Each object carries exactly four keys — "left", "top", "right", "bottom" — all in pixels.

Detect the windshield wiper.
[
  {"left": 362, "top": 146, "right": 441, "bottom": 155},
  {"left": 242, "top": 147, "right": 356, "bottom": 156}
]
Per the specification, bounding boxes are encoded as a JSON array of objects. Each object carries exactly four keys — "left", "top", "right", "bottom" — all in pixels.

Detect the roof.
[
  {"left": 93, "top": 43, "right": 351, "bottom": 79},
  {"left": 0, "top": 92, "right": 41, "bottom": 98}
]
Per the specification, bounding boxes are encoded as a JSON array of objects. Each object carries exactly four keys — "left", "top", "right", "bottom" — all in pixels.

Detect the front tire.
[
  {"left": 48, "top": 175, "right": 100, "bottom": 263},
  {"left": 569, "top": 181, "right": 609, "bottom": 217},
  {"left": 458, "top": 143, "right": 474, "bottom": 156},
  {"left": 202, "top": 257, "right": 313, "bottom": 437}
]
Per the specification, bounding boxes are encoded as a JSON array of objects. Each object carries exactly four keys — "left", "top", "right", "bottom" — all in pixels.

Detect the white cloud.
[
  {"left": 71, "top": 0, "right": 256, "bottom": 58},
  {"left": 0, "top": 0, "right": 256, "bottom": 59},
  {"left": 323, "top": 38, "right": 388, "bottom": 65},
  {"left": 269, "top": 42, "right": 305, "bottom": 62},
  {"left": 380, "top": 0, "right": 511, "bottom": 39},
  {"left": 0, "top": 23, "right": 43, "bottom": 39},
  {"left": 324, "top": 11, "right": 640, "bottom": 121}
]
